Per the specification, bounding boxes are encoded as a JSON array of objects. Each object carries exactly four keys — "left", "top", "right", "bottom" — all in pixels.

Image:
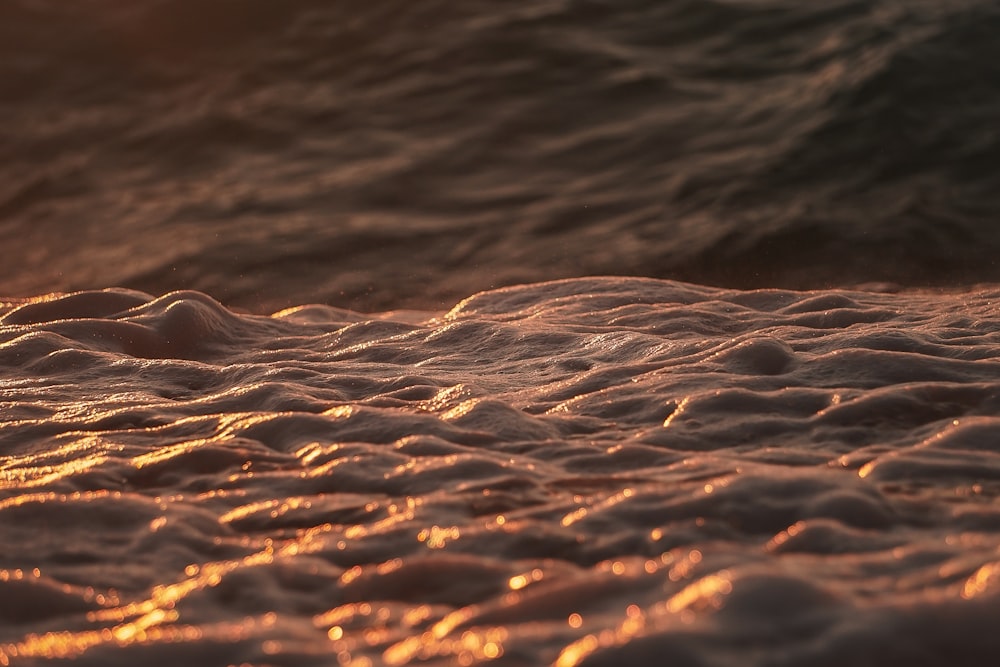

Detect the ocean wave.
[
  {"left": 2, "top": 278, "right": 999, "bottom": 665},
  {"left": 3, "top": 0, "right": 1000, "bottom": 311}
]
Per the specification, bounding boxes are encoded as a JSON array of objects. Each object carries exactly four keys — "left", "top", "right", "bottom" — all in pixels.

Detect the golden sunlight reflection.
[
  {"left": 767, "top": 521, "right": 806, "bottom": 552},
  {"left": 553, "top": 605, "right": 647, "bottom": 667},
  {"left": 561, "top": 487, "right": 634, "bottom": 527},
  {"left": 508, "top": 568, "right": 544, "bottom": 591},
  {"left": 316, "top": 600, "right": 504, "bottom": 667},
  {"left": 0, "top": 435, "right": 115, "bottom": 489},
  {"left": 662, "top": 397, "right": 690, "bottom": 428},
  {"left": 131, "top": 436, "right": 223, "bottom": 470},
  {"left": 417, "top": 524, "right": 461, "bottom": 549},
  {"left": 382, "top": 622, "right": 508, "bottom": 666},
  {"left": 665, "top": 571, "right": 733, "bottom": 613},
  {"left": 551, "top": 556, "right": 737, "bottom": 667},
  {"left": 0, "top": 523, "right": 327, "bottom": 664},
  {"left": 962, "top": 561, "right": 1000, "bottom": 600}
]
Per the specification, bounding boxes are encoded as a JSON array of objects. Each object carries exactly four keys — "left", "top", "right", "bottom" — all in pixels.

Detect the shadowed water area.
[{"left": 3, "top": 0, "right": 1000, "bottom": 311}]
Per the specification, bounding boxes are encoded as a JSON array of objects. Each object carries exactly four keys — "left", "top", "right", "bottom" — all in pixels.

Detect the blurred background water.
[{"left": 3, "top": 0, "right": 999, "bottom": 312}]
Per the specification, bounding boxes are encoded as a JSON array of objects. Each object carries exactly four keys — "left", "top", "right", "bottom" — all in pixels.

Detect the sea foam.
[{"left": 1, "top": 277, "right": 999, "bottom": 665}]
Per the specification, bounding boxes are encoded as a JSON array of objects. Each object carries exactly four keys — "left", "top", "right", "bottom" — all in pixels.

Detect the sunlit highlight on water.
[{"left": 3, "top": 281, "right": 1000, "bottom": 665}]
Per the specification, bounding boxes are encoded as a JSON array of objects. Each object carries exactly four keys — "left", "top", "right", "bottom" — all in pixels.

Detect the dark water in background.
[{"left": 3, "top": 0, "right": 1000, "bottom": 312}]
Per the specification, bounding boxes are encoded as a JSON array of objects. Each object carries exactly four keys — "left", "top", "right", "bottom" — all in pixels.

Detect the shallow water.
[{"left": 2, "top": 278, "right": 999, "bottom": 665}]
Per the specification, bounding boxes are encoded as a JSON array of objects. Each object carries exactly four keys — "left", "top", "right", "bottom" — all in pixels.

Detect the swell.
[{"left": 2, "top": 0, "right": 999, "bottom": 310}]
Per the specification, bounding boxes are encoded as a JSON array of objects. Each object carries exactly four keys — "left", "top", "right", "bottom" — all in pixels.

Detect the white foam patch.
[{"left": 1, "top": 278, "right": 999, "bottom": 665}]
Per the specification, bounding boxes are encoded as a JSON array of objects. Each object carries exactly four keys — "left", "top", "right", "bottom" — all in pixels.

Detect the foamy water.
[{"left": 2, "top": 278, "right": 999, "bottom": 665}]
